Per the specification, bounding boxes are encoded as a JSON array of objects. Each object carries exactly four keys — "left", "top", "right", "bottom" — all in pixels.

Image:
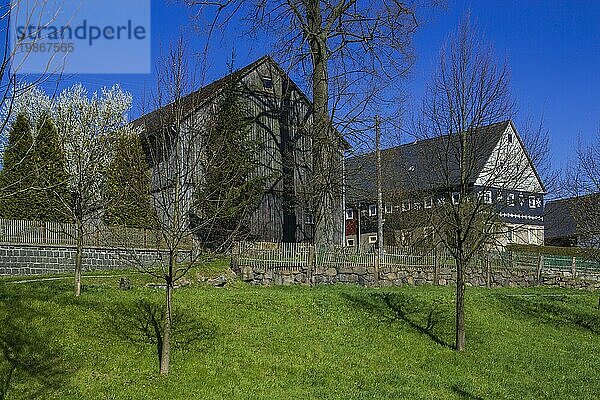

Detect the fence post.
[
  {"left": 374, "top": 251, "right": 380, "bottom": 286},
  {"left": 536, "top": 253, "right": 543, "bottom": 284},
  {"left": 433, "top": 247, "right": 440, "bottom": 286},
  {"left": 231, "top": 242, "right": 240, "bottom": 273},
  {"left": 485, "top": 253, "right": 491, "bottom": 289},
  {"left": 571, "top": 256, "right": 577, "bottom": 277},
  {"left": 308, "top": 245, "right": 315, "bottom": 286}
]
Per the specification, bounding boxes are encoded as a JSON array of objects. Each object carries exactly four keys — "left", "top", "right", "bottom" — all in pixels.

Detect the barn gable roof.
[
  {"left": 131, "top": 55, "right": 349, "bottom": 149},
  {"left": 131, "top": 56, "right": 273, "bottom": 132}
]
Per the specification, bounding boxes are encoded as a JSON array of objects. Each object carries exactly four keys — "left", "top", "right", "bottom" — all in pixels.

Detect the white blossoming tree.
[
  {"left": 3, "top": 83, "right": 135, "bottom": 296},
  {"left": 53, "top": 84, "right": 135, "bottom": 296}
]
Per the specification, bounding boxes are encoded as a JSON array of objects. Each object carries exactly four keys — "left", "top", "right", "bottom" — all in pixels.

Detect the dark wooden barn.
[{"left": 133, "top": 56, "right": 346, "bottom": 244}]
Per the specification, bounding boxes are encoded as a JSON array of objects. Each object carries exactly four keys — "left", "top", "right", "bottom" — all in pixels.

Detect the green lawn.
[{"left": 1, "top": 268, "right": 599, "bottom": 399}]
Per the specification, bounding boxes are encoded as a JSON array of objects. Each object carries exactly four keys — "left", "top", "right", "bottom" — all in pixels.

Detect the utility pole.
[{"left": 375, "top": 116, "right": 384, "bottom": 254}]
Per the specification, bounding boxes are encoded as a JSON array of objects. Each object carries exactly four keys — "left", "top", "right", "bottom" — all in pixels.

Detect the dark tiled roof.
[
  {"left": 131, "top": 56, "right": 272, "bottom": 133},
  {"left": 345, "top": 121, "right": 512, "bottom": 202},
  {"left": 544, "top": 194, "right": 600, "bottom": 239},
  {"left": 133, "top": 55, "right": 350, "bottom": 150}
]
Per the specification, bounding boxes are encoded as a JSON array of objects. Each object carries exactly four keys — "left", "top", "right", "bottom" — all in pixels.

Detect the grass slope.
[{"left": 1, "top": 269, "right": 599, "bottom": 399}]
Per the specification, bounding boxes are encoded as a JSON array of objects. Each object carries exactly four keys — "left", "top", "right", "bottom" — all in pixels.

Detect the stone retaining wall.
[
  {"left": 0, "top": 243, "right": 191, "bottom": 276},
  {"left": 238, "top": 262, "right": 600, "bottom": 290}
]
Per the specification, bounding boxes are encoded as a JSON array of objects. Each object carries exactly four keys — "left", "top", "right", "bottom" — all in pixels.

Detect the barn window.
[
  {"left": 508, "top": 132, "right": 513, "bottom": 143},
  {"left": 261, "top": 76, "right": 273, "bottom": 90},
  {"left": 305, "top": 213, "right": 314, "bottom": 225}
]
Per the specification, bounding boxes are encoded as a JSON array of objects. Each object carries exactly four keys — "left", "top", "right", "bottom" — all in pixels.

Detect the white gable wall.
[{"left": 475, "top": 123, "right": 544, "bottom": 193}]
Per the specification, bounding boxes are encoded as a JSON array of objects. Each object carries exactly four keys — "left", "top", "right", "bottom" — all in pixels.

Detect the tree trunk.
[
  {"left": 306, "top": 1, "right": 336, "bottom": 246},
  {"left": 160, "top": 251, "right": 175, "bottom": 375},
  {"left": 455, "top": 255, "right": 466, "bottom": 352},
  {"left": 160, "top": 278, "right": 172, "bottom": 375},
  {"left": 74, "top": 219, "right": 83, "bottom": 297}
]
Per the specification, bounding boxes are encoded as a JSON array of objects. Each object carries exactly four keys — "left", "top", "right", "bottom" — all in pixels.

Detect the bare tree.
[
  {"left": 409, "top": 17, "right": 548, "bottom": 351},
  {"left": 130, "top": 39, "right": 265, "bottom": 375},
  {"left": 563, "top": 130, "right": 600, "bottom": 256},
  {"left": 0, "top": 1, "right": 70, "bottom": 202},
  {"left": 182, "top": 0, "right": 435, "bottom": 245},
  {"left": 1, "top": 1, "right": 64, "bottom": 130}
]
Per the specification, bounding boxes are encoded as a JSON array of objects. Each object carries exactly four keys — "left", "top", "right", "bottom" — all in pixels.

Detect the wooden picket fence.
[
  {"left": 235, "top": 241, "right": 600, "bottom": 274},
  {"left": 0, "top": 218, "right": 183, "bottom": 249},
  {"left": 235, "top": 241, "right": 437, "bottom": 271}
]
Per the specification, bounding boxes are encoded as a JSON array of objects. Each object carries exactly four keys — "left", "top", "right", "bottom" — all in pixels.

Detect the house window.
[
  {"left": 527, "top": 228, "right": 534, "bottom": 244},
  {"left": 261, "top": 76, "right": 273, "bottom": 90},
  {"left": 305, "top": 213, "right": 314, "bottom": 225},
  {"left": 384, "top": 204, "right": 393, "bottom": 214},
  {"left": 424, "top": 197, "right": 433, "bottom": 209},
  {"left": 401, "top": 200, "right": 411, "bottom": 212},
  {"left": 496, "top": 192, "right": 504, "bottom": 203},
  {"left": 451, "top": 192, "right": 460, "bottom": 205},
  {"left": 528, "top": 196, "right": 536, "bottom": 208},
  {"left": 346, "top": 238, "right": 355, "bottom": 247},
  {"left": 508, "top": 133, "right": 513, "bottom": 144},
  {"left": 437, "top": 197, "right": 446, "bottom": 206},
  {"left": 368, "top": 235, "right": 377, "bottom": 244},
  {"left": 507, "top": 193, "right": 515, "bottom": 207},
  {"left": 484, "top": 191, "right": 492, "bottom": 204},
  {"left": 345, "top": 209, "right": 354, "bottom": 220},
  {"left": 368, "top": 204, "right": 377, "bottom": 216},
  {"left": 506, "top": 229, "right": 514, "bottom": 243},
  {"left": 401, "top": 231, "right": 411, "bottom": 246},
  {"left": 413, "top": 201, "right": 422, "bottom": 210}
]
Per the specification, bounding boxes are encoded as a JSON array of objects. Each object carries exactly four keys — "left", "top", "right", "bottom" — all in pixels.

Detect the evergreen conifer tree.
[
  {"left": 192, "top": 83, "right": 267, "bottom": 248},
  {"left": 104, "top": 130, "right": 156, "bottom": 228},
  {"left": 0, "top": 114, "right": 35, "bottom": 219},
  {"left": 32, "top": 116, "right": 70, "bottom": 222}
]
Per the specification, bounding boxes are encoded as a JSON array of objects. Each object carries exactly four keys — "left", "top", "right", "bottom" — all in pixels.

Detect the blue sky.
[{"left": 40, "top": 0, "right": 600, "bottom": 173}]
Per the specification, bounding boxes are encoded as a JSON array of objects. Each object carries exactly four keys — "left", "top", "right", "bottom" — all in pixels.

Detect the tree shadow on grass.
[
  {"left": 0, "top": 289, "right": 73, "bottom": 399},
  {"left": 342, "top": 292, "right": 453, "bottom": 349},
  {"left": 495, "top": 294, "right": 600, "bottom": 335},
  {"left": 451, "top": 385, "right": 483, "bottom": 400},
  {"left": 107, "top": 299, "right": 217, "bottom": 369}
]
